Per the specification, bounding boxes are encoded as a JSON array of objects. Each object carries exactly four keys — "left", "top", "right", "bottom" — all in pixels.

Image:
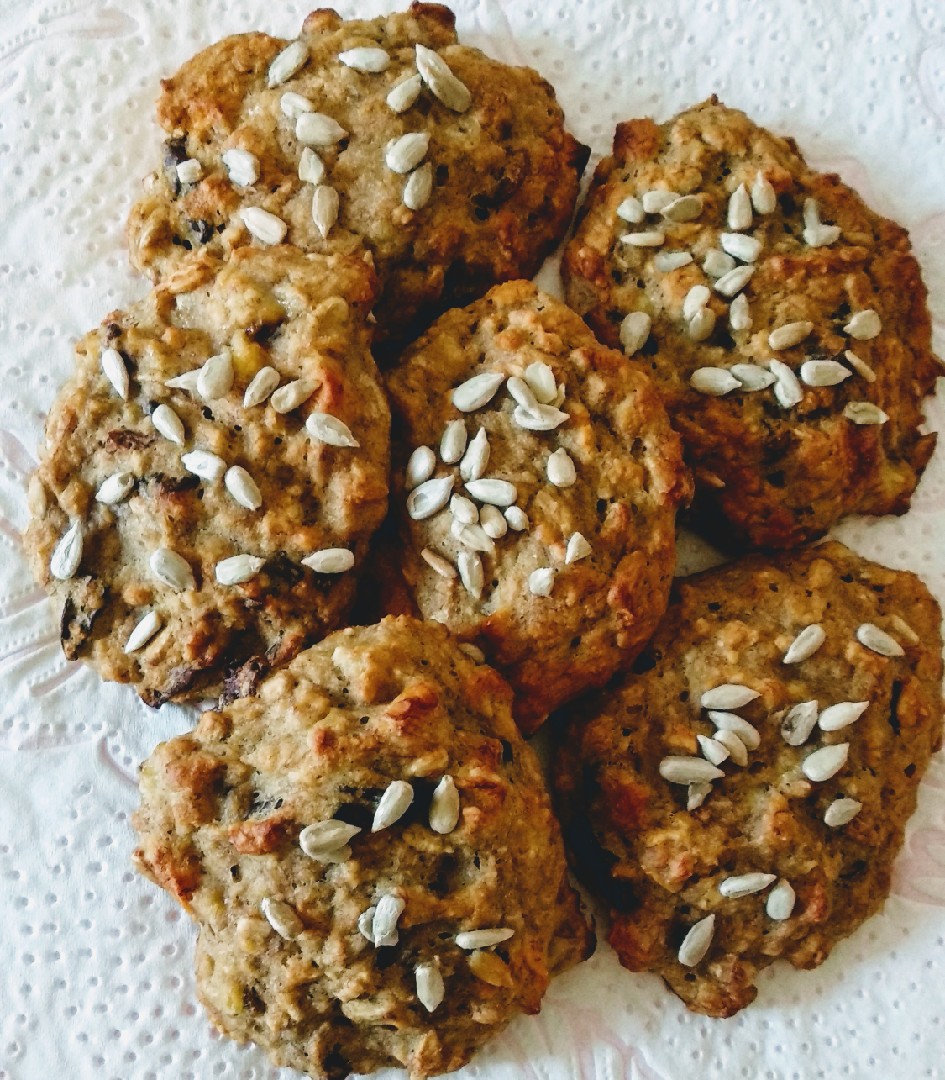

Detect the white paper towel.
[{"left": 0, "top": 0, "right": 943, "bottom": 1077}]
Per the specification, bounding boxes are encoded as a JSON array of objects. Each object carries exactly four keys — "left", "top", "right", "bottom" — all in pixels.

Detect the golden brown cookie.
[
  {"left": 132, "top": 616, "right": 593, "bottom": 1079},
  {"left": 563, "top": 98, "right": 940, "bottom": 549},
  {"left": 554, "top": 541, "right": 943, "bottom": 1017},
  {"left": 25, "top": 247, "right": 389, "bottom": 707},
  {"left": 127, "top": 3, "right": 588, "bottom": 349},
  {"left": 383, "top": 280, "right": 691, "bottom": 733}
]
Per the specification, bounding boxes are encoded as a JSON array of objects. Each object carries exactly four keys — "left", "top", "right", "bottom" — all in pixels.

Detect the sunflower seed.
[
  {"left": 96, "top": 471, "right": 135, "bottom": 505},
  {"left": 528, "top": 567, "right": 555, "bottom": 597},
  {"left": 731, "top": 362, "right": 773, "bottom": 390},
  {"left": 844, "top": 309, "right": 882, "bottom": 340},
  {"left": 547, "top": 448, "right": 576, "bottom": 487},
  {"left": 701, "top": 684, "right": 760, "bottom": 710},
  {"left": 415, "top": 962, "right": 445, "bottom": 1012},
  {"left": 452, "top": 371, "right": 505, "bottom": 412},
  {"left": 101, "top": 347, "right": 130, "bottom": 399},
  {"left": 662, "top": 194, "right": 702, "bottom": 222},
  {"left": 804, "top": 222, "right": 841, "bottom": 247},
  {"left": 708, "top": 711, "right": 761, "bottom": 749},
  {"left": 714, "top": 729, "right": 749, "bottom": 766},
  {"left": 697, "top": 734, "right": 730, "bottom": 766},
  {"left": 387, "top": 72, "right": 423, "bottom": 113},
  {"left": 338, "top": 46, "right": 390, "bottom": 72},
  {"left": 622, "top": 229, "right": 665, "bottom": 247},
  {"left": 766, "top": 879, "right": 795, "bottom": 921},
  {"left": 222, "top": 148, "right": 258, "bottom": 186},
  {"left": 769, "top": 359, "right": 804, "bottom": 408},
  {"left": 372, "top": 780, "right": 414, "bottom": 832},
  {"left": 522, "top": 361, "right": 557, "bottom": 404},
  {"left": 415, "top": 44, "right": 471, "bottom": 112},
  {"left": 358, "top": 906, "right": 377, "bottom": 943},
  {"left": 513, "top": 404, "right": 569, "bottom": 431},
  {"left": 727, "top": 183, "right": 753, "bottom": 230},
  {"left": 818, "top": 700, "right": 869, "bottom": 732},
  {"left": 151, "top": 402, "right": 185, "bottom": 445},
  {"left": 197, "top": 351, "right": 234, "bottom": 400},
  {"left": 459, "top": 428, "right": 490, "bottom": 481},
  {"left": 719, "top": 232, "right": 762, "bottom": 263},
  {"left": 800, "top": 359, "right": 852, "bottom": 387},
  {"left": 783, "top": 623, "right": 826, "bottom": 663},
  {"left": 149, "top": 547, "right": 194, "bottom": 591},
  {"left": 371, "top": 895, "right": 406, "bottom": 947},
  {"left": 479, "top": 504, "right": 507, "bottom": 539},
  {"left": 890, "top": 615, "right": 920, "bottom": 644},
  {"left": 182, "top": 450, "right": 227, "bottom": 482},
  {"left": 843, "top": 401, "right": 888, "bottom": 425},
  {"left": 407, "top": 446, "right": 436, "bottom": 489},
  {"left": 50, "top": 521, "right": 83, "bottom": 580},
  {"left": 565, "top": 532, "right": 592, "bottom": 564},
  {"left": 407, "top": 475, "right": 454, "bottom": 519},
  {"left": 688, "top": 307, "right": 717, "bottom": 342},
  {"left": 268, "top": 40, "right": 308, "bottom": 87},
  {"left": 683, "top": 285, "right": 712, "bottom": 321},
  {"left": 164, "top": 369, "right": 201, "bottom": 393},
  {"left": 420, "top": 547, "right": 456, "bottom": 578},
  {"left": 385, "top": 132, "right": 429, "bottom": 174},
  {"left": 616, "top": 194, "right": 645, "bottom": 223},
  {"left": 307, "top": 412, "right": 359, "bottom": 448},
  {"left": 824, "top": 798, "right": 863, "bottom": 828},
  {"left": 690, "top": 366, "right": 739, "bottom": 395},
  {"left": 504, "top": 506, "right": 528, "bottom": 531},
  {"left": 298, "top": 147, "right": 325, "bottom": 186},
  {"left": 449, "top": 494, "right": 478, "bottom": 525},
  {"left": 768, "top": 321, "right": 813, "bottom": 351},
  {"left": 802, "top": 742, "right": 849, "bottom": 783},
  {"left": 703, "top": 249, "right": 736, "bottom": 278},
  {"left": 440, "top": 419, "right": 467, "bottom": 463},
  {"left": 240, "top": 206, "right": 287, "bottom": 245},
  {"left": 677, "top": 914, "right": 715, "bottom": 967},
  {"left": 312, "top": 184, "right": 340, "bottom": 238},
  {"left": 503, "top": 378, "right": 535, "bottom": 412},
  {"left": 172, "top": 158, "right": 201, "bottom": 187},
  {"left": 751, "top": 171, "right": 777, "bottom": 214},
  {"left": 641, "top": 189, "right": 676, "bottom": 213},
  {"left": 659, "top": 756, "right": 725, "bottom": 785},
  {"left": 857, "top": 623, "right": 904, "bottom": 657},
  {"left": 714, "top": 265, "right": 754, "bottom": 298},
  {"left": 452, "top": 521, "right": 495, "bottom": 554},
  {"left": 465, "top": 478, "right": 517, "bottom": 506},
  {"left": 225, "top": 466, "right": 262, "bottom": 510},
  {"left": 215, "top": 554, "right": 265, "bottom": 585},
  {"left": 457, "top": 550, "right": 483, "bottom": 598},
  {"left": 302, "top": 547, "right": 355, "bottom": 574},
  {"left": 299, "top": 820, "right": 361, "bottom": 858},
  {"left": 297, "top": 112, "right": 347, "bottom": 146},
  {"left": 781, "top": 700, "right": 820, "bottom": 746},
  {"left": 124, "top": 610, "right": 161, "bottom": 653},
  {"left": 653, "top": 251, "right": 694, "bottom": 272},
  {"left": 243, "top": 366, "right": 281, "bottom": 408},
  {"left": 719, "top": 872, "right": 776, "bottom": 898},
  {"left": 269, "top": 378, "right": 315, "bottom": 413},
  {"left": 261, "top": 897, "right": 304, "bottom": 939},
  {"left": 429, "top": 775, "right": 460, "bottom": 834},
  {"left": 844, "top": 349, "right": 876, "bottom": 382},
  {"left": 404, "top": 162, "right": 434, "bottom": 210},
  {"left": 687, "top": 782, "right": 712, "bottom": 810},
  {"left": 455, "top": 928, "right": 514, "bottom": 950},
  {"left": 280, "top": 91, "right": 312, "bottom": 119}
]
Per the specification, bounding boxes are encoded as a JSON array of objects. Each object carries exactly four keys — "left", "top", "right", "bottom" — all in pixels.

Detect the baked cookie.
[
  {"left": 563, "top": 98, "right": 940, "bottom": 549},
  {"left": 25, "top": 247, "right": 389, "bottom": 707},
  {"left": 554, "top": 541, "right": 944, "bottom": 1017},
  {"left": 132, "top": 616, "right": 593, "bottom": 1079},
  {"left": 383, "top": 280, "right": 691, "bottom": 733},
  {"left": 127, "top": 3, "right": 588, "bottom": 349}
]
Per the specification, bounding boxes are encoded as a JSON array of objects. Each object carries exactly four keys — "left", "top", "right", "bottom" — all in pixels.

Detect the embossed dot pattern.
[{"left": 0, "top": 0, "right": 943, "bottom": 1077}]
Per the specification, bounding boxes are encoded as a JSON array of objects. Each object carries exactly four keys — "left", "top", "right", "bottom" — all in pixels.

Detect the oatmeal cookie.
[
  {"left": 132, "top": 616, "right": 593, "bottom": 1079},
  {"left": 127, "top": 3, "right": 588, "bottom": 349},
  {"left": 563, "top": 98, "right": 940, "bottom": 549},
  {"left": 554, "top": 541, "right": 944, "bottom": 1017},
  {"left": 25, "top": 247, "right": 389, "bottom": 707}
]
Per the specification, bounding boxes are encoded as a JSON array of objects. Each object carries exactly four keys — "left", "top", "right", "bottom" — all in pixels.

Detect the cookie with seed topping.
[
  {"left": 126, "top": 3, "right": 588, "bottom": 350},
  {"left": 554, "top": 540, "right": 943, "bottom": 1017},
  {"left": 563, "top": 97, "right": 940, "bottom": 549},
  {"left": 132, "top": 615, "right": 593, "bottom": 1079},
  {"left": 383, "top": 279, "right": 691, "bottom": 733},
  {"left": 24, "top": 247, "right": 389, "bottom": 707}
]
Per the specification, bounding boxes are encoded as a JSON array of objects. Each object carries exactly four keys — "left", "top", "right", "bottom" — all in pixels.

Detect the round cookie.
[
  {"left": 25, "top": 247, "right": 389, "bottom": 707},
  {"left": 127, "top": 3, "right": 588, "bottom": 349},
  {"left": 383, "top": 280, "right": 691, "bottom": 733},
  {"left": 132, "top": 616, "right": 593, "bottom": 1079},
  {"left": 563, "top": 97, "right": 940, "bottom": 549},
  {"left": 554, "top": 541, "right": 944, "bottom": 1017}
]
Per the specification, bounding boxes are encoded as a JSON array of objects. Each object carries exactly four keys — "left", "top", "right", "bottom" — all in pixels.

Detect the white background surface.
[{"left": 0, "top": 1, "right": 944, "bottom": 1077}]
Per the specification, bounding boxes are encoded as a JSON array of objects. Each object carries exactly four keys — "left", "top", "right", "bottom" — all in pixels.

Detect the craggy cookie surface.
[
  {"left": 127, "top": 3, "right": 587, "bottom": 348},
  {"left": 133, "top": 616, "right": 592, "bottom": 1079},
  {"left": 554, "top": 541, "right": 943, "bottom": 1016},
  {"left": 384, "top": 280, "right": 691, "bottom": 733},
  {"left": 563, "top": 98, "right": 940, "bottom": 549},
  {"left": 25, "top": 247, "right": 389, "bottom": 707}
]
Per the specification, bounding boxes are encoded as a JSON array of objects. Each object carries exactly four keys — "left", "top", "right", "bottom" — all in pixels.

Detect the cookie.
[
  {"left": 132, "top": 616, "right": 593, "bottom": 1078},
  {"left": 383, "top": 280, "right": 691, "bottom": 733},
  {"left": 554, "top": 541, "right": 944, "bottom": 1017},
  {"left": 127, "top": 3, "right": 588, "bottom": 349},
  {"left": 563, "top": 98, "right": 940, "bottom": 549},
  {"left": 24, "top": 247, "right": 389, "bottom": 707}
]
